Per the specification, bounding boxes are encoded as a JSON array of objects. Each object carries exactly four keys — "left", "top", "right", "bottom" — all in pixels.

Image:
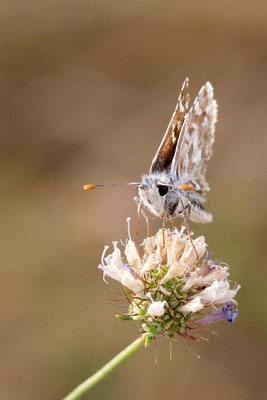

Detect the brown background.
[{"left": 0, "top": 1, "right": 266, "bottom": 399}]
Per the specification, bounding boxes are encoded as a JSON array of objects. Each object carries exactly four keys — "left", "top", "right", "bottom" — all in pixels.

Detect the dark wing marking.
[
  {"left": 149, "top": 77, "right": 190, "bottom": 174},
  {"left": 171, "top": 82, "right": 217, "bottom": 192}
]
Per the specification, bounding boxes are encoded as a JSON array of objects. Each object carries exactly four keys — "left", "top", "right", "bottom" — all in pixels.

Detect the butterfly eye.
[{"left": 157, "top": 185, "right": 169, "bottom": 196}]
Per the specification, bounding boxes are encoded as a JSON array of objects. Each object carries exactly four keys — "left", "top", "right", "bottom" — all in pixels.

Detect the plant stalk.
[{"left": 63, "top": 335, "right": 147, "bottom": 400}]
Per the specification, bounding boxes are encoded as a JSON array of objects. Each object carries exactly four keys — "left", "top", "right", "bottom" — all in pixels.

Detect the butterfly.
[{"left": 84, "top": 78, "right": 217, "bottom": 224}]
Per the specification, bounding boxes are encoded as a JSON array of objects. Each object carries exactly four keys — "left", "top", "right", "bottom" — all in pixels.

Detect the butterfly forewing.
[
  {"left": 171, "top": 81, "right": 217, "bottom": 192},
  {"left": 149, "top": 77, "right": 190, "bottom": 174}
]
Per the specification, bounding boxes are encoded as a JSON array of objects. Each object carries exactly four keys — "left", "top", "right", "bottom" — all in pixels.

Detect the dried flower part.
[{"left": 99, "top": 221, "right": 240, "bottom": 340}]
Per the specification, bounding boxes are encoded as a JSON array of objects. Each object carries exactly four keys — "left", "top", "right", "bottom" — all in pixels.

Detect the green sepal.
[
  {"left": 144, "top": 334, "right": 154, "bottom": 347},
  {"left": 147, "top": 326, "right": 158, "bottom": 336},
  {"left": 139, "top": 308, "right": 147, "bottom": 317},
  {"left": 115, "top": 314, "right": 133, "bottom": 320}
]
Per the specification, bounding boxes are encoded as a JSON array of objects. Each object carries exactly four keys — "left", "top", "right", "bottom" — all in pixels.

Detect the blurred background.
[{"left": 0, "top": 1, "right": 266, "bottom": 399}]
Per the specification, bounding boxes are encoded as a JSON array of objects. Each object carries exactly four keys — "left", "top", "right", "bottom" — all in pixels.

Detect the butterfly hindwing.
[{"left": 171, "top": 81, "right": 217, "bottom": 192}]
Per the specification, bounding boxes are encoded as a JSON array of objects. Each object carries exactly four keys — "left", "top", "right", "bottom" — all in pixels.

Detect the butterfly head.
[{"left": 138, "top": 173, "right": 173, "bottom": 217}]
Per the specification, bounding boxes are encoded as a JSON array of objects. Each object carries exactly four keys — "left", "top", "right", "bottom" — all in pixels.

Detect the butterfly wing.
[
  {"left": 171, "top": 81, "right": 217, "bottom": 192},
  {"left": 149, "top": 77, "right": 190, "bottom": 174}
]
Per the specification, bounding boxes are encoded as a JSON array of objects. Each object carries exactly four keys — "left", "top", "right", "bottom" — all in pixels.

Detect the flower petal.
[
  {"left": 194, "top": 302, "right": 239, "bottom": 326},
  {"left": 147, "top": 301, "right": 167, "bottom": 317},
  {"left": 125, "top": 240, "right": 142, "bottom": 271},
  {"left": 166, "top": 232, "right": 185, "bottom": 268},
  {"left": 214, "top": 283, "right": 241, "bottom": 305},
  {"left": 142, "top": 236, "right": 156, "bottom": 256},
  {"left": 180, "top": 236, "right": 206, "bottom": 266},
  {"left": 160, "top": 262, "right": 187, "bottom": 284},
  {"left": 141, "top": 253, "right": 161, "bottom": 276},
  {"left": 179, "top": 296, "right": 203, "bottom": 313},
  {"left": 121, "top": 271, "right": 144, "bottom": 294}
]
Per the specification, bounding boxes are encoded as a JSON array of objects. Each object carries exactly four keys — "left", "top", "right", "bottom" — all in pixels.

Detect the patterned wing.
[
  {"left": 149, "top": 77, "right": 190, "bottom": 173},
  {"left": 170, "top": 82, "right": 217, "bottom": 192}
]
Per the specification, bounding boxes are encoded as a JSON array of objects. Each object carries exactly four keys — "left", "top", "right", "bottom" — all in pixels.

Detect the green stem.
[{"left": 62, "top": 334, "right": 147, "bottom": 400}]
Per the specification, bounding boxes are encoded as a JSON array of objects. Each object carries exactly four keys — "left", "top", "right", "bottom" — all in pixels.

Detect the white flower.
[
  {"left": 214, "top": 283, "right": 241, "bottom": 305},
  {"left": 201, "top": 265, "right": 229, "bottom": 283},
  {"left": 198, "top": 280, "right": 241, "bottom": 306},
  {"left": 99, "top": 243, "right": 124, "bottom": 283},
  {"left": 121, "top": 270, "right": 144, "bottom": 294},
  {"left": 99, "top": 242, "right": 143, "bottom": 294},
  {"left": 125, "top": 239, "right": 143, "bottom": 271},
  {"left": 180, "top": 236, "right": 206, "bottom": 266},
  {"left": 160, "top": 262, "right": 187, "bottom": 285},
  {"left": 181, "top": 271, "right": 200, "bottom": 291},
  {"left": 143, "top": 236, "right": 156, "bottom": 256},
  {"left": 161, "top": 232, "right": 204, "bottom": 284},
  {"left": 141, "top": 253, "right": 162, "bottom": 277},
  {"left": 179, "top": 297, "right": 203, "bottom": 313},
  {"left": 147, "top": 301, "right": 167, "bottom": 317},
  {"left": 166, "top": 233, "right": 185, "bottom": 267},
  {"left": 199, "top": 280, "right": 223, "bottom": 304}
]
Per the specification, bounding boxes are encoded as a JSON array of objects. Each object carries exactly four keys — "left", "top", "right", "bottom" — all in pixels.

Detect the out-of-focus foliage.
[{"left": 0, "top": 1, "right": 266, "bottom": 399}]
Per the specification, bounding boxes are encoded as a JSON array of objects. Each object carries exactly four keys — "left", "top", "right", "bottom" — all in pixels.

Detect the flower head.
[{"left": 99, "top": 220, "right": 240, "bottom": 341}]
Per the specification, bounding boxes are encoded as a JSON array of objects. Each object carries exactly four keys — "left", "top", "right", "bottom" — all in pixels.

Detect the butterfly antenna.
[{"left": 83, "top": 182, "right": 140, "bottom": 191}]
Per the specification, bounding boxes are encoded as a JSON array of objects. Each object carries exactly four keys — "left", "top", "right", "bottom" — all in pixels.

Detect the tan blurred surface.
[{"left": 0, "top": 1, "right": 266, "bottom": 399}]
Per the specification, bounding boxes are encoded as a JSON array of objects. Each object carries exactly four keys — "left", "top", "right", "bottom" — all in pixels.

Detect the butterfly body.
[
  {"left": 138, "top": 172, "right": 212, "bottom": 222},
  {"left": 136, "top": 78, "right": 217, "bottom": 224}
]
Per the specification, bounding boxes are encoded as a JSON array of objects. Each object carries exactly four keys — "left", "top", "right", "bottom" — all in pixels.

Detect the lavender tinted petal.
[{"left": 195, "top": 302, "right": 239, "bottom": 327}]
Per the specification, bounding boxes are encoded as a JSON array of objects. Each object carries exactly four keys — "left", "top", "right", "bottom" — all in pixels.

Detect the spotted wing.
[
  {"left": 149, "top": 77, "right": 190, "bottom": 174},
  {"left": 170, "top": 82, "right": 217, "bottom": 192}
]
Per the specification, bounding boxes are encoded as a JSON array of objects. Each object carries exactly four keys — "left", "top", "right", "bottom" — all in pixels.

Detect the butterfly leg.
[
  {"left": 135, "top": 196, "right": 151, "bottom": 237},
  {"left": 142, "top": 208, "right": 151, "bottom": 237},
  {"left": 134, "top": 196, "right": 141, "bottom": 236},
  {"left": 180, "top": 199, "right": 199, "bottom": 262},
  {"left": 161, "top": 217, "right": 166, "bottom": 245},
  {"left": 169, "top": 218, "right": 176, "bottom": 230}
]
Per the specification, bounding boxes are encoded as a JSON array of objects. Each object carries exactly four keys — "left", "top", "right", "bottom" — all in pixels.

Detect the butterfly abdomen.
[{"left": 189, "top": 199, "right": 213, "bottom": 223}]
